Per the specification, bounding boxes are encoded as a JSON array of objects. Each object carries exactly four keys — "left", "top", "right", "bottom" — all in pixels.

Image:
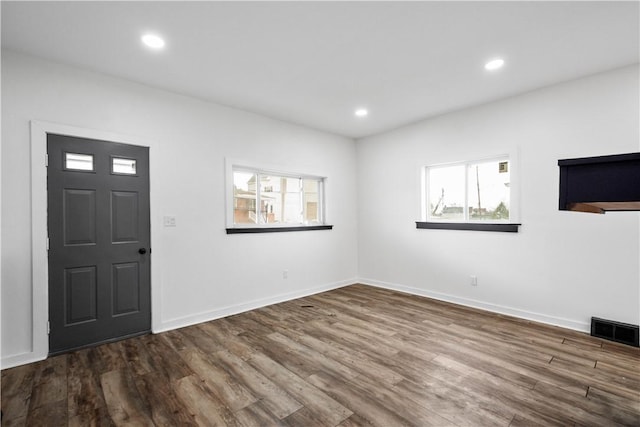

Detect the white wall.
[
  {"left": 1, "top": 50, "right": 358, "bottom": 367},
  {"left": 2, "top": 48, "right": 638, "bottom": 369},
  {"left": 357, "top": 65, "right": 640, "bottom": 331},
  {"left": 0, "top": 41, "right": 3, "bottom": 363}
]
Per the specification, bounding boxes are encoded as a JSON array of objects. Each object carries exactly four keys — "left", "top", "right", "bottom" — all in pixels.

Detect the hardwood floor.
[{"left": 2, "top": 284, "right": 639, "bottom": 426}]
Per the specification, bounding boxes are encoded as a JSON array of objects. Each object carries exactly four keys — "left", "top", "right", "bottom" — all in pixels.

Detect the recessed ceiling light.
[
  {"left": 485, "top": 58, "right": 505, "bottom": 71},
  {"left": 355, "top": 109, "right": 368, "bottom": 117},
  {"left": 142, "top": 34, "right": 165, "bottom": 49}
]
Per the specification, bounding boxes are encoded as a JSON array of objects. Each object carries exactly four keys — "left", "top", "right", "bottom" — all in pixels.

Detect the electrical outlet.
[
  {"left": 163, "top": 216, "right": 176, "bottom": 227},
  {"left": 470, "top": 276, "right": 478, "bottom": 286},
  {"left": 283, "top": 270, "right": 289, "bottom": 279}
]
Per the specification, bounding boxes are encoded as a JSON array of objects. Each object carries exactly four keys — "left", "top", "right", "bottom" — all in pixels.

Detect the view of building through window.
[
  {"left": 233, "top": 169, "right": 322, "bottom": 226},
  {"left": 427, "top": 158, "right": 510, "bottom": 221}
]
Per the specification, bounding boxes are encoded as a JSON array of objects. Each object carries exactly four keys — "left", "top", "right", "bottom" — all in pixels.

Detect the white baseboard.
[
  {"left": 1, "top": 351, "right": 47, "bottom": 370},
  {"left": 2, "top": 278, "right": 355, "bottom": 369},
  {"left": 155, "top": 278, "right": 356, "bottom": 333},
  {"left": 2, "top": 276, "right": 590, "bottom": 369},
  {"left": 358, "top": 277, "right": 591, "bottom": 333}
]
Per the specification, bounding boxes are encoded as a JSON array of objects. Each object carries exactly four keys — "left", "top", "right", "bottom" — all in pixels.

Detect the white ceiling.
[{"left": 2, "top": 1, "right": 638, "bottom": 139}]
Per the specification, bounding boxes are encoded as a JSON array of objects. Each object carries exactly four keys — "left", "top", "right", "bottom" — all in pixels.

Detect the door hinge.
[
  {"left": 46, "top": 238, "right": 50, "bottom": 251},
  {"left": 47, "top": 321, "right": 51, "bottom": 335},
  {"left": 45, "top": 153, "right": 49, "bottom": 167}
]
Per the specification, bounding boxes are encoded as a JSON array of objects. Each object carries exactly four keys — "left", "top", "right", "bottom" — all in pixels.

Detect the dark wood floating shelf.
[{"left": 558, "top": 152, "right": 640, "bottom": 214}]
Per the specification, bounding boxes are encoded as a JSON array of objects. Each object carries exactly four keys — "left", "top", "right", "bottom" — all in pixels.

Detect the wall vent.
[{"left": 591, "top": 317, "right": 639, "bottom": 347}]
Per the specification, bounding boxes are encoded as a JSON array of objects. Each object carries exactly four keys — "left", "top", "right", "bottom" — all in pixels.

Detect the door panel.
[
  {"left": 64, "top": 266, "right": 98, "bottom": 325},
  {"left": 111, "top": 191, "right": 139, "bottom": 243},
  {"left": 112, "top": 262, "right": 140, "bottom": 315},
  {"left": 63, "top": 189, "right": 97, "bottom": 245},
  {"left": 48, "top": 134, "right": 150, "bottom": 354}
]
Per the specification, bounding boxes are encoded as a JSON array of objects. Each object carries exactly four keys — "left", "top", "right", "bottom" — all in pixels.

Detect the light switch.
[{"left": 163, "top": 216, "right": 176, "bottom": 227}]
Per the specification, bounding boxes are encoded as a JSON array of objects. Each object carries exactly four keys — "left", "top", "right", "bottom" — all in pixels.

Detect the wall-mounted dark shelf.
[
  {"left": 416, "top": 222, "right": 520, "bottom": 233},
  {"left": 558, "top": 152, "right": 640, "bottom": 214},
  {"left": 227, "top": 225, "right": 333, "bottom": 234}
]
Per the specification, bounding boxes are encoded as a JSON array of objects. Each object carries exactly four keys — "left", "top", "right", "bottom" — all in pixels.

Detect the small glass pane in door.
[
  {"left": 65, "top": 153, "right": 94, "bottom": 171},
  {"left": 113, "top": 158, "right": 137, "bottom": 175}
]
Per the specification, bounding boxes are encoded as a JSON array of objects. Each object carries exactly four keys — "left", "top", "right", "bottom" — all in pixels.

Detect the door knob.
[{"left": 138, "top": 248, "right": 147, "bottom": 255}]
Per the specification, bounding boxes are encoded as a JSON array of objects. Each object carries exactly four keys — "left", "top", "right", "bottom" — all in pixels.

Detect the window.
[
  {"left": 421, "top": 156, "right": 518, "bottom": 231},
  {"left": 65, "top": 152, "right": 94, "bottom": 171},
  {"left": 227, "top": 163, "right": 330, "bottom": 233},
  {"left": 112, "top": 157, "right": 137, "bottom": 175}
]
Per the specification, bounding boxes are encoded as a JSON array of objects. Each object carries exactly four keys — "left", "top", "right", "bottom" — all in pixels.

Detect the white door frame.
[{"left": 25, "top": 120, "right": 158, "bottom": 366}]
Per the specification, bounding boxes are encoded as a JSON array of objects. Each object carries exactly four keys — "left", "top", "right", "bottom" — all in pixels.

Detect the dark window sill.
[
  {"left": 416, "top": 221, "right": 520, "bottom": 233},
  {"left": 226, "top": 225, "right": 333, "bottom": 234}
]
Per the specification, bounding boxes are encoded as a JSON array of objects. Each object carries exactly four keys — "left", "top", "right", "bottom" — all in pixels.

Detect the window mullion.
[
  {"left": 464, "top": 163, "right": 469, "bottom": 221},
  {"left": 256, "top": 173, "right": 262, "bottom": 225},
  {"left": 299, "top": 178, "right": 304, "bottom": 224},
  {"left": 318, "top": 180, "right": 324, "bottom": 224}
]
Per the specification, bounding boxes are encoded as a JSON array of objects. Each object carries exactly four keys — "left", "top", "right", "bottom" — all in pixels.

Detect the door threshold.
[{"left": 48, "top": 329, "right": 151, "bottom": 357}]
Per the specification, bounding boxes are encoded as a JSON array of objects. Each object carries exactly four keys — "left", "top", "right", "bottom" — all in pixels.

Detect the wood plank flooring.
[{"left": 2, "top": 284, "right": 639, "bottom": 426}]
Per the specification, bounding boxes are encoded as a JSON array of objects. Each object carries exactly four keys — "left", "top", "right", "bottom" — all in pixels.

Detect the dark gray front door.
[{"left": 47, "top": 134, "right": 151, "bottom": 355}]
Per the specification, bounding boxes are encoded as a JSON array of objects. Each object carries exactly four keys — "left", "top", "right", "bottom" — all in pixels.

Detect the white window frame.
[
  {"left": 225, "top": 159, "right": 327, "bottom": 229},
  {"left": 422, "top": 153, "right": 519, "bottom": 224}
]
